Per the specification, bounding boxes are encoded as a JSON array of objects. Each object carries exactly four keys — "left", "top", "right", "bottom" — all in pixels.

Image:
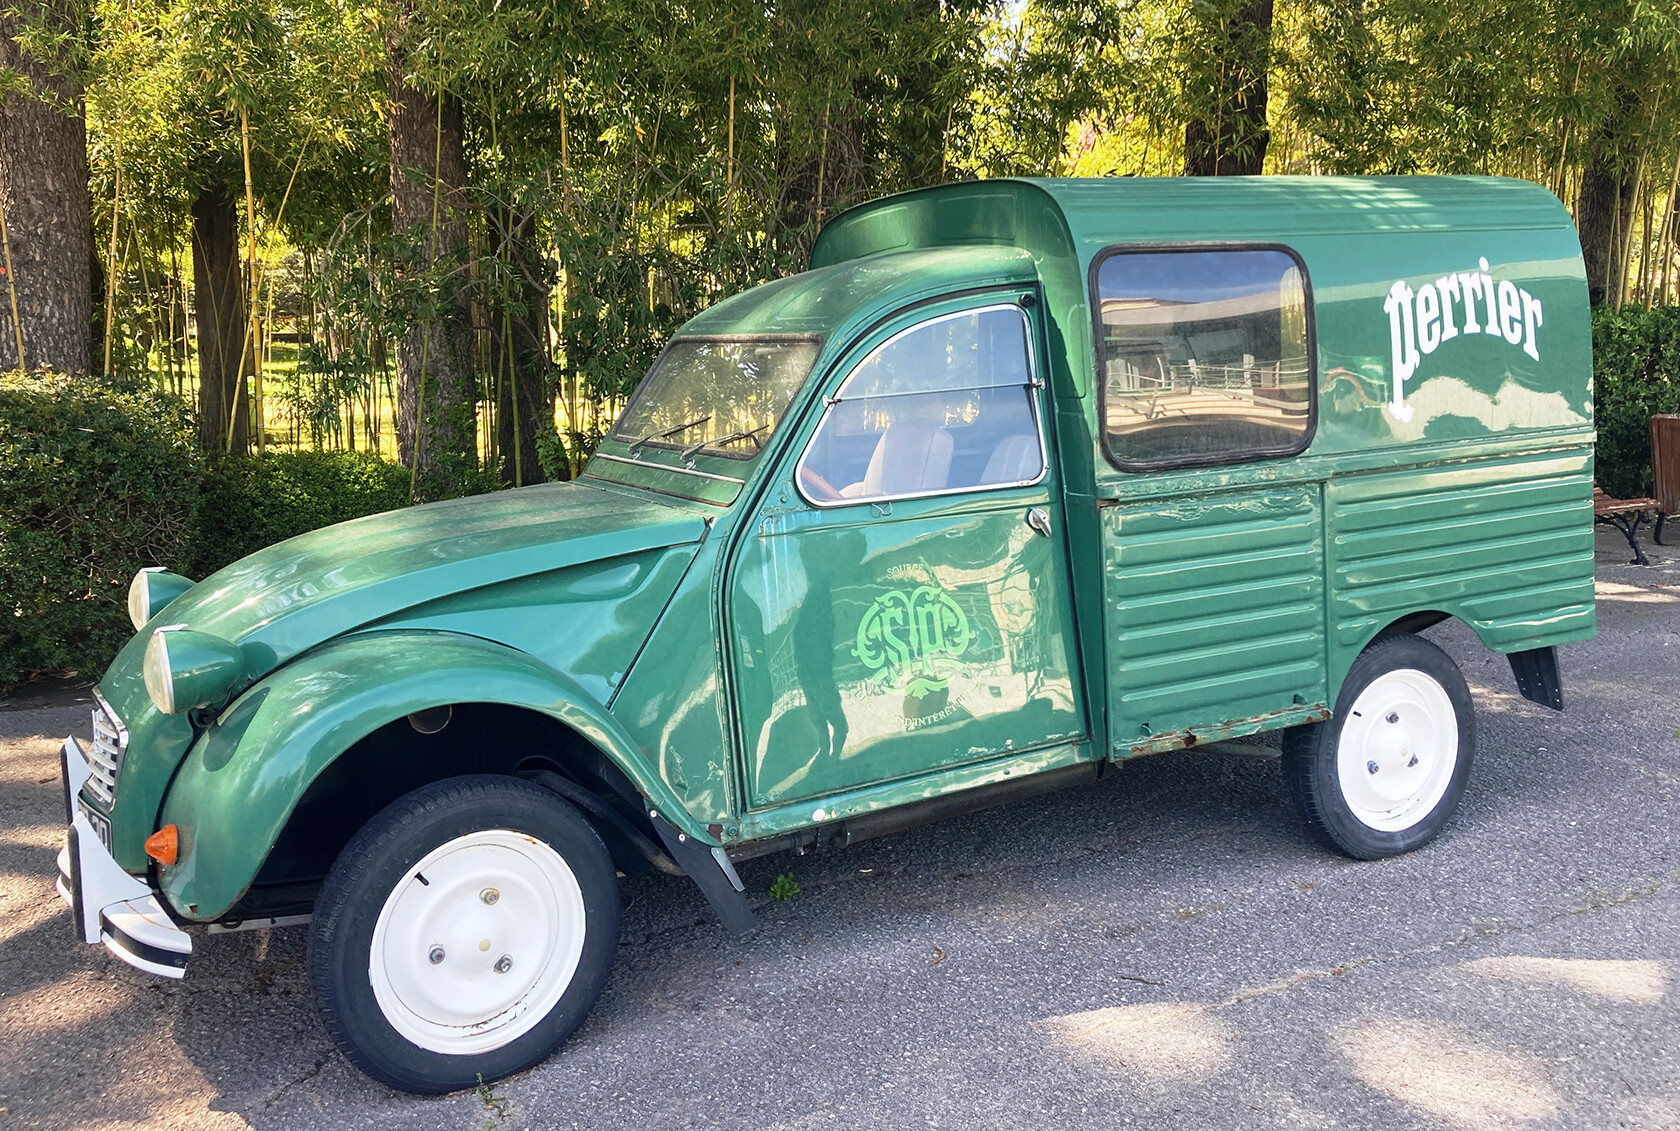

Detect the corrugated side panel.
[
  {"left": 1327, "top": 450, "right": 1596, "bottom": 680},
  {"left": 1102, "top": 487, "right": 1328, "bottom": 754}
]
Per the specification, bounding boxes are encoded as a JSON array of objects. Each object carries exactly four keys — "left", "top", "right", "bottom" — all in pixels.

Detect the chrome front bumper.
[{"left": 56, "top": 736, "right": 192, "bottom": 978}]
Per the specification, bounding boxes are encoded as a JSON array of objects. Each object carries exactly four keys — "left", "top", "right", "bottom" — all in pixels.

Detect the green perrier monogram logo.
[{"left": 854, "top": 584, "right": 971, "bottom": 698}]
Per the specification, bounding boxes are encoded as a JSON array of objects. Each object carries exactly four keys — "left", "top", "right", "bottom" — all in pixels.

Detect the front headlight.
[
  {"left": 143, "top": 625, "right": 245, "bottom": 715},
  {"left": 128, "top": 567, "right": 195, "bottom": 631}
]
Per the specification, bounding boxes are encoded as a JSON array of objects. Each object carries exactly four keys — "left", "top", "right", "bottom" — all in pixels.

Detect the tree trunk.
[
  {"left": 1182, "top": 0, "right": 1274, "bottom": 177},
  {"left": 389, "top": 22, "right": 477, "bottom": 501},
  {"left": 1577, "top": 141, "right": 1640, "bottom": 307},
  {"left": 0, "top": 1, "right": 92, "bottom": 373},
  {"left": 191, "top": 183, "right": 248, "bottom": 453},
  {"left": 490, "top": 208, "right": 558, "bottom": 487}
]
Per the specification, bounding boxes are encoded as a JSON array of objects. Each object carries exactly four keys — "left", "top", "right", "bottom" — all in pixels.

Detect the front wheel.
[
  {"left": 309, "top": 775, "right": 620, "bottom": 1094},
  {"left": 1283, "top": 633, "right": 1475, "bottom": 860}
]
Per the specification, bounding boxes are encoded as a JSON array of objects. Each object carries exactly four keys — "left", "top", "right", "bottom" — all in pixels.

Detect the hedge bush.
[
  {"left": 0, "top": 373, "right": 202, "bottom": 692},
  {"left": 1592, "top": 305, "right": 1680, "bottom": 499},
  {"left": 190, "top": 449, "right": 415, "bottom": 579}
]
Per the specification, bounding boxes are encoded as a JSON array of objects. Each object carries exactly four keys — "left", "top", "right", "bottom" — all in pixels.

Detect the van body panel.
[
  {"left": 816, "top": 175, "right": 1595, "bottom": 761},
  {"left": 1102, "top": 485, "right": 1329, "bottom": 755},
  {"left": 1326, "top": 449, "right": 1596, "bottom": 683}
]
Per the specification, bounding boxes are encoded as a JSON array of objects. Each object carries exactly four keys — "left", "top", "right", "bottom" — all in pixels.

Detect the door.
[
  {"left": 726, "top": 297, "right": 1088, "bottom": 810},
  {"left": 1093, "top": 245, "right": 1329, "bottom": 754}
]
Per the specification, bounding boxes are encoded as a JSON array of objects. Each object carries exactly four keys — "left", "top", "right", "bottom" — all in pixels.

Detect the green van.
[{"left": 57, "top": 176, "right": 1594, "bottom": 1093}]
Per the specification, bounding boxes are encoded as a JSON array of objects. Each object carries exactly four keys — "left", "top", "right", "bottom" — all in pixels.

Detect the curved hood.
[
  {"left": 139, "top": 478, "right": 710, "bottom": 678},
  {"left": 88, "top": 477, "right": 710, "bottom": 872}
]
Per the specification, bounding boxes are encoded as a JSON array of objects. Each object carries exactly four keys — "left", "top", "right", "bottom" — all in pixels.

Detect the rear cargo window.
[{"left": 1095, "top": 246, "right": 1315, "bottom": 470}]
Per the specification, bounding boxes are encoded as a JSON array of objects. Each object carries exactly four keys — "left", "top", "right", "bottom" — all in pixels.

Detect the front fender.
[{"left": 157, "top": 630, "right": 707, "bottom": 921}]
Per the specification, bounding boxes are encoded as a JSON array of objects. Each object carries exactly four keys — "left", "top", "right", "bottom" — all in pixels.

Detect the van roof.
[{"left": 811, "top": 176, "right": 1574, "bottom": 271}]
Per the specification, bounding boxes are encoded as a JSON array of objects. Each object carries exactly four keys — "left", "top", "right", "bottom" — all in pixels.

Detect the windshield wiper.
[
  {"left": 681, "top": 423, "right": 770, "bottom": 459},
  {"left": 628, "top": 415, "right": 711, "bottom": 453}
]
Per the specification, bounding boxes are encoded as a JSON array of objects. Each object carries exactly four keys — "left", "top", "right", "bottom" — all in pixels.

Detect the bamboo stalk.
[
  {"left": 1608, "top": 173, "right": 1625, "bottom": 308},
  {"left": 103, "top": 109, "right": 124, "bottom": 375},
  {"left": 226, "top": 122, "right": 314, "bottom": 450},
  {"left": 1617, "top": 93, "right": 1665, "bottom": 311},
  {"left": 558, "top": 72, "right": 569, "bottom": 168},
  {"left": 505, "top": 302, "right": 521, "bottom": 487},
  {"left": 1554, "top": 59, "right": 1583, "bottom": 198},
  {"left": 1649, "top": 145, "right": 1680, "bottom": 311},
  {"left": 241, "top": 108, "right": 263, "bottom": 451},
  {"left": 262, "top": 247, "right": 280, "bottom": 439},
  {"left": 173, "top": 241, "right": 188, "bottom": 396},
  {"left": 166, "top": 240, "right": 179, "bottom": 394},
  {"left": 1638, "top": 178, "right": 1656, "bottom": 307},
  {"left": 816, "top": 99, "right": 829, "bottom": 222},
  {"left": 726, "top": 74, "right": 735, "bottom": 227},
  {"left": 941, "top": 103, "right": 952, "bottom": 183},
  {"left": 132, "top": 227, "right": 157, "bottom": 385},
  {"left": 0, "top": 189, "right": 27, "bottom": 373}
]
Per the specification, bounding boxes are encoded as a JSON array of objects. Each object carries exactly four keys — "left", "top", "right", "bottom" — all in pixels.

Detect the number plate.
[{"left": 76, "top": 798, "right": 112, "bottom": 852}]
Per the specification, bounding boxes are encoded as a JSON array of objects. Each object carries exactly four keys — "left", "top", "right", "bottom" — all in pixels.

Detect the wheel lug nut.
[
  {"left": 1385, "top": 712, "right": 1399, "bottom": 724},
  {"left": 1407, "top": 754, "right": 1419, "bottom": 767},
  {"left": 1367, "top": 760, "right": 1380, "bottom": 775},
  {"left": 428, "top": 946, "right": 445, "bottom": 965},
  {"left": 480, "top": 888, "right": 500, "bottom": 905},
  {"left": 494, "top": 955, "right": 513, "bottom": 974}
]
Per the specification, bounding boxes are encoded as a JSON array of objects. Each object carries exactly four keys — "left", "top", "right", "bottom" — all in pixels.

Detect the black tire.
[
  {"left": 309, "top": 775, "right": 620, "bottom": 1094},
  {"left": 1283, "top": 633, "right": 1476, "bottom": 860}
]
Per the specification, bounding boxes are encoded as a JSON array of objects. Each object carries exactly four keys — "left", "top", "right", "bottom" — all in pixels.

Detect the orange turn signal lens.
[{"left": 144, "top": 824, "right": 179, "bottom": 867}]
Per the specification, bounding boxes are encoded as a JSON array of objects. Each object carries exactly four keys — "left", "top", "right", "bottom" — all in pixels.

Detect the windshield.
[{"left": 612, "top": 337, "right": 823, "bottom": 460}]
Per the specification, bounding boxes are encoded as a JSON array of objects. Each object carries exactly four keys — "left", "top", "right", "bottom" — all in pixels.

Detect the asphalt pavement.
[{"left": 2, "top": 523, "right": 1677, "bottom": 1131}]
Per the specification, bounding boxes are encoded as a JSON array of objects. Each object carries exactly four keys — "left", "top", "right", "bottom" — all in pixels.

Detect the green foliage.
[
  {"left": 190, "top": 449, "right": 413, "bottom": 577},
  {"left": 1591, "top": 305, "right": 1680, "bottom": 499},
  {"left": 533, "top": 426, "right": 572, "bottom": 484},
  {"left": 768, "top": 872, "right": 801, "bottom": 901},
  {"left": 273, "top": 343, "right": 371, "bottom": 449},
  {"left": 63, "top": 0, "right": 1680, "bottom": 485},
  {"left": 0, "top": 372, "right": 202, "bottom": 694}
]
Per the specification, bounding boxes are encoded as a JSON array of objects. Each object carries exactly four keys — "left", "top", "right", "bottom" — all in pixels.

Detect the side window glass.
[
  {"left": 1097, "top": 248, "right": 1314, "bottom": 468},
  {"left": 798, "top": 305, "right": 1046, "bottom": 505}
]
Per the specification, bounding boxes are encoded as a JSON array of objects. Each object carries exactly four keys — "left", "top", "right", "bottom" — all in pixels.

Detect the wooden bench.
[{"left": 1594, "top": 486, "right": 1664, "bottom": 565}]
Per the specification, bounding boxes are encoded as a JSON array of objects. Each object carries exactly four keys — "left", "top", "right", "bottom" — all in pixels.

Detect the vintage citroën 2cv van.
[{"left": 57, "top": 176, "right": 1594, "bottom": 1092}]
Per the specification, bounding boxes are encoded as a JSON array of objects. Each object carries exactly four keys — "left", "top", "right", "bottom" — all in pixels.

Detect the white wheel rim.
[
  {"left": 369, "top": 829, "right": 587, "bottom": 1056},
  {"left": 1336, "top": 668, "right": 1459, "bottom": 832}
]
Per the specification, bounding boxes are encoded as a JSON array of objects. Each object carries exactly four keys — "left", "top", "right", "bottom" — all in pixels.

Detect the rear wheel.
[
  {"left": 1283, "top": 633, "right": 1475, "bottom": 859},
  {"left": 309, "top": 775, "right": 619, "bottom": 1094}
]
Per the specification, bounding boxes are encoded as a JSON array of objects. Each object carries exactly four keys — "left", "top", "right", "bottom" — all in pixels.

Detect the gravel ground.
[{"left": 1, "top": 524, "right": 1676, "bottom": 1131}]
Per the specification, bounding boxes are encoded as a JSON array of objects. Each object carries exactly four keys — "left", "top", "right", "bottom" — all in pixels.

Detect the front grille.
[{"left": 84, "top": 692, "right": 127, "bottom": 810}]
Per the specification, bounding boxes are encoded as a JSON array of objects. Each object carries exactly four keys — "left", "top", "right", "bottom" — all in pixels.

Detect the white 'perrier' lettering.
[
  {"left": 854, "top": 584, "right": 971, "bottom": 697},
  {"left": 1382, "top": 256, "right": 1543, "bottom": 422}
]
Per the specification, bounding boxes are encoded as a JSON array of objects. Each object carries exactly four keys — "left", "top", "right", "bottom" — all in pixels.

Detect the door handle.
[{"left": 1026, "top": 507, "right": 1052, "bottom": 537}]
